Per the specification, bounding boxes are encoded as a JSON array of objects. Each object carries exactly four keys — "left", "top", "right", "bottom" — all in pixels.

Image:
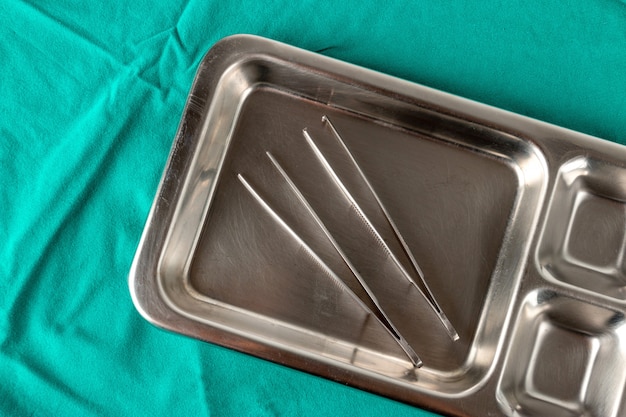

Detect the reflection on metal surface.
[{"left": 129, "top": 35, "right": 626, "bottom": 416}]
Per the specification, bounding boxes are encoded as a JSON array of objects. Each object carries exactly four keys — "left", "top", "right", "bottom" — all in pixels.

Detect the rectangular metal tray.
[{"left": 129, "top": 35, "right": 626, "bottom": 416}]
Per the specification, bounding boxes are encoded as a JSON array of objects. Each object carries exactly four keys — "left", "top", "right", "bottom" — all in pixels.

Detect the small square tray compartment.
[
  {"left": 497, "top": 290, "right": 626, "bottom": 417},
  {"left": 537, "top": 157, "right": 626, "bottom": 300}
]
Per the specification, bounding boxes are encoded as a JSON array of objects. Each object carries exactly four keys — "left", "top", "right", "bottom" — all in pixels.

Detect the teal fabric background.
[{"left": 1, "top": 1, "right": 625, "bottom": 416}]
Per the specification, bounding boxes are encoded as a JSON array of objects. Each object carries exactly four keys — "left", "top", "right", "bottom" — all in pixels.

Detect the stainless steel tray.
[{"left": 129, "top": 35, "right": 626, "bottom": 416}]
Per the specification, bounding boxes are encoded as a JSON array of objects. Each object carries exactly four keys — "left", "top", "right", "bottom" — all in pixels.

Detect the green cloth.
[{"left": 1, "top": 1, "right": 625, "bottom": 416}]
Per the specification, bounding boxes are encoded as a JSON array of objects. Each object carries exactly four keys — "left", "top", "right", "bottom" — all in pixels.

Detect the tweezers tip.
[
  {"left": 405, "top": 347, "right": 423, "bottom": 368},
  {"left": 394, "top": 336, "right": 423, "bottom": 367},
  {"left": 440, "top": 314, "right": 460, "bottom": 342}
]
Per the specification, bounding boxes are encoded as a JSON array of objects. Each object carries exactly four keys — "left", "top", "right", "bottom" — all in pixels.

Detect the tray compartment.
[
  {"left": 497, "top": 290, "right": 626, "bottom": 417},
  {"left": 538, "top": 157, "right": 626, "bottom": 300}
]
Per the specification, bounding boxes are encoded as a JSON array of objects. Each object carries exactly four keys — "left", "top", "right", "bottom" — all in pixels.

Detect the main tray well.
[{"left": 156, "top": 54, "right": 547, "bottom": 396}]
